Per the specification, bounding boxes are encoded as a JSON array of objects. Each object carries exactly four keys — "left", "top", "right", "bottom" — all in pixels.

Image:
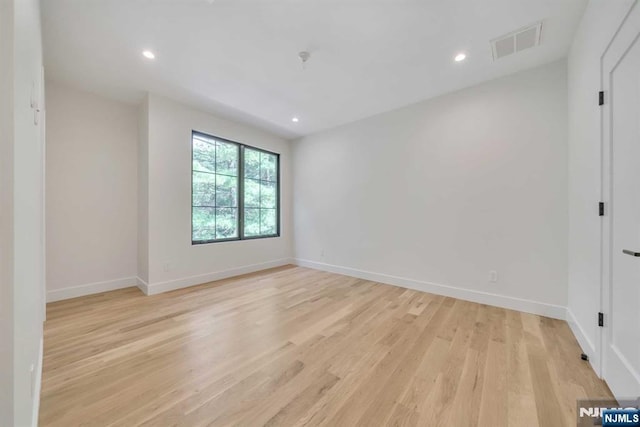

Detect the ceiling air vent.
[{"left": 491, "top": 22, "right": 542, "bottom": 61}]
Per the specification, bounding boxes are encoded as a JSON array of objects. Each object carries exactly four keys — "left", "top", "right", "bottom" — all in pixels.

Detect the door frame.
[{"left": 600, "top": 0, "right": 640, "bottom": 399}]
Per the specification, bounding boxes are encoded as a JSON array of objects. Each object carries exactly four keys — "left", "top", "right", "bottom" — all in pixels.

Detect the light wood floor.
[{"left": 40, "top": 265, "right": 612, "bottom": 426}]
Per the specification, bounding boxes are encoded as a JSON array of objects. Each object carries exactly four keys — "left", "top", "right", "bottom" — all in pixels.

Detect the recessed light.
[
  {"left": 454, "top": 53, "right": 466, "bottom": 62},
  {"left": 292, "top": 117, "right": 299, "bottom": 123},
  {"left": 142, "top": 50, "right": 155, "bottom": 60}
]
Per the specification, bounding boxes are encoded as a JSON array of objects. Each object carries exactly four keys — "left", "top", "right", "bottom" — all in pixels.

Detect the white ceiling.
[{"left": 42, "top": 0, "right": 586, "bottom": 139}]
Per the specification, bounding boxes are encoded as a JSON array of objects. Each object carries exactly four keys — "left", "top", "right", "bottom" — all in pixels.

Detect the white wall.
[
  {"left": 45, "top": 82, "right": 138, "bottom": 301},
  {"left": 293, "top": 61, "right": 568, "bottom": 318},
  {"left": 566, "top": 0, "right": 634, "bottom": 374},
  {"left": 141, "top": 94, "right": 293, "bottom": 293},
  {"left": 44, "top": 87, "right": 293, "bottom": 298},
  {"left": 0, "top": 0, "right": 16, "bottom": 422},
  {"left": 0, "top": 0, "right": 46, "bottom": 425}
]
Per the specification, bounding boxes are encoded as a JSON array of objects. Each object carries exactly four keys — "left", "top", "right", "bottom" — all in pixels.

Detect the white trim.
[
  {"left": 144, "top": 258, "right": 295, "bottom": 295},
  {"left": 136, "top": 276, "right": 149, "bottom": 295},
  {"left": 46, "top": 276, "right": 137, "bottom": 302},
  {"left": 600, "top": 0, "right": 640, "bottom": 400},
  {"left": 567, "top": 309, "right": 600, "bottom": 375},
  {"left": 31, "top": 337, "right": 43, "bottom": 427},
  {"left": 46, "top": 259, "right": 296, "bottom": 301},
  {"left": 294, "top": 259, "right": 567, "bottom": 320},
  {"left": 607, "top": 344, "right": 640, "bottom": 399}
]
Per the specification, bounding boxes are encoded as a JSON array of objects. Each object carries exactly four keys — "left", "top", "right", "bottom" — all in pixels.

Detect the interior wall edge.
[
  {"left": 566, "top": 307, "right": 599, "bottom": 376},
  {"left": 44, "top": 257, "right": 570, "bottom": 323},
  {"left": 144, "top": 257, "right": 295, "bottom": 295},
  {"left": 45, "top": 258, "right": 298, "bottom": 302},
  {"left": 293, "top": 258, "right": 567, "bottom": 320},
  {"left": 136, "top": 276, "right": 149, "bottom": 295},
  {"left": 605, "top": 346, "right": 640, "bottom": 400},
  {"left": 31, "top": 337, "right": 43, "bottom": 427},
  {"left": 46, "top": 276, "right": 138, "bottom": 302}
]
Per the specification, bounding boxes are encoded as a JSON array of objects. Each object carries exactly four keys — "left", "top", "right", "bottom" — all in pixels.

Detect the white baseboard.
[
  {"left": 32, "top": 336, "right": 43, "bottom": 427},
  {"left": 294, "top": 258, "right": 567, "bottom": 320},
  {"left": 136, "top": 276, "right": 149, "bottom": 295},
  {"left": 144, "top": 258, "right": 295, "bottom": 295},
  {"left": 45, "top": 261, "right": 566, "bottom": 321},
  {"left": 46, "top": 260, "right": 295, "bottom": 301},
  {"left": 567, "top": 308, "right": 600, "bottom": 376},
  {"left": 46, "top": 276, "right": 137, "bottom": 302},
  {"left": 606, "top": 344, "right": 640, "bottom": 400}
]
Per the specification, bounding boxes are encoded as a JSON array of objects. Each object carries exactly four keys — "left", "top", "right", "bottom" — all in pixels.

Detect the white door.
[{"left": 602, "top": 0, "right": 640, "bottom": 400}]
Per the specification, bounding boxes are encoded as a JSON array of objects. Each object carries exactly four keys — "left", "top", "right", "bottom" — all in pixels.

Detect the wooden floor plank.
[{"left": 39, "top": 266, "right": 612, "bottom": 426}]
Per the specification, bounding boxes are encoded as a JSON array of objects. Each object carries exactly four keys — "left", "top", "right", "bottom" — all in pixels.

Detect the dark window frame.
[{"left": 191, "top": 130, "right": 281, "bottom": 245}]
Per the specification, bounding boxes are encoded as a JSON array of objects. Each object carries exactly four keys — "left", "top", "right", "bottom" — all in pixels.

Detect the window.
[
  {"left": 192, "top": 131, "right": 280, "bottom": 244},
  {"left": 243, "top": 147, "right": 278, "bottom": 237}
]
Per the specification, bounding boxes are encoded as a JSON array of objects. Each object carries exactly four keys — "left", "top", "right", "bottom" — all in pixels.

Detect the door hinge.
[
  {"left": 599, "top": 202, "right": 605, "bottom": 216},
  {"left": 598, "top": 312, "right": 604, "bottom": 327},
  {"left": 599, "top": 91, "right": 605, "bottom": 106}
]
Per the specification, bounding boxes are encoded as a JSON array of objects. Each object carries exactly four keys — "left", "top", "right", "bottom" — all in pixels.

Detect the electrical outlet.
[
  {"left": 163, "top": 262, "right": 171, "bottom": 272},
  {"left": 320, "top": 248, "right": 324, "bottom": 258},
  {"left": 489, "top": 270, "right": 498, "bottom": 283}
]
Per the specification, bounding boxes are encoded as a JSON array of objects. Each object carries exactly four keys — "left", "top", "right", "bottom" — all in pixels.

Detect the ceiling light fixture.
[
  {"left": 454, "top": 52, "right": 466, "bottom": 62},
  {"left": 142, "top": 50, "right": 156, "bottom": 60},
  {"left": 292, "top": 117, "right": 299, "bottom": 123}
]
